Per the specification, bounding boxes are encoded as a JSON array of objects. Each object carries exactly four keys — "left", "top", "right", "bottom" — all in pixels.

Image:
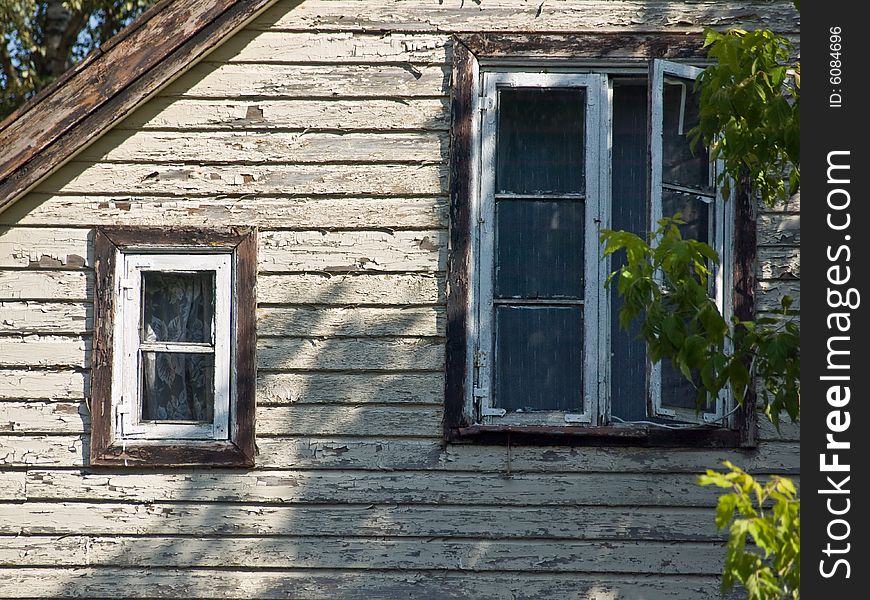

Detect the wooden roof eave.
[{"left": 0, "top": 0, "right": 283, "bottom": 215}]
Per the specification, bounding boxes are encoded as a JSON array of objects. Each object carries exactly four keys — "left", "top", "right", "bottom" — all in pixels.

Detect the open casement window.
[
  {"left": 648, "top": 59, "right": 734, "bottom": 426},
  {"left": 91, "top": 227, "right": 256, "bottom": 467},
  {"left": 445, "top": 36, "right": 755, "bottom": 446}
]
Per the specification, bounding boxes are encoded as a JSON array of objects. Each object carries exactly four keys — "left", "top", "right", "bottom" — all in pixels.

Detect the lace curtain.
[{"left": 141, "top": 271, "right": 215, "bottom": 422}]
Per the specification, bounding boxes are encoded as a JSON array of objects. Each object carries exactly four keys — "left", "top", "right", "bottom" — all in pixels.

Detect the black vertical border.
[{"left": 803, "top": 2, "right": 869, "bottom": 596}]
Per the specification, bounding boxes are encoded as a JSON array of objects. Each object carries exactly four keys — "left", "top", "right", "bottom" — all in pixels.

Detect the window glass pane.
[
  {"left": 496, "top": 88, "right": 585, "bottom": 195},
  {"left": 661, "top": 360, "right": 714, "bottom": 412},
  {"left": 495, "top": 200, "right": 584, "bottom": 299},
  {"left": 494, "top": 306, "right": 583, "bottom": 413},
  {"left": 142, "top": 271, "right": 214, "bottom": 343},
  {"left": 662, "top": 189, "right": 710, "bottom": 244},
  {"left": 141, "top": 352, "right": 215, "bottom": 422},
  {"left": 610, "top": 82, "right": 649, "bottom": 421},
  {"left": 662, "top": 78, "right": 711, "bottom": 192}
]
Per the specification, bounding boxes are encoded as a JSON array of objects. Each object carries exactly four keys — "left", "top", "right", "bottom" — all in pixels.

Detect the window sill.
[
  {"left": 90, "top": 440, "right": 254, "bottom": 468},
  {"left": 448, "top": 425, "right": 752, "bottom": 448}
]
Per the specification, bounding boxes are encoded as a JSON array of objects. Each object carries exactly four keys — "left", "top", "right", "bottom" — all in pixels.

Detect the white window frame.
[
  {"left": 467, "top": 61, "right": 734, "bottom": 428},
  {"left": 648, "top": 59, "right": 734, "bottom": 426},
  {"left": 472, "top": 71, "right": 609, "bottom": 427},
  {"left": 112, "top": 251, "right": 233, "bottom": 441}
]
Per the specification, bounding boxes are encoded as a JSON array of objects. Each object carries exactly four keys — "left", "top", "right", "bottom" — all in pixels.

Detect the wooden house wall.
[{"left": 0, "top": 1, "right": 799, "bottom": 598}]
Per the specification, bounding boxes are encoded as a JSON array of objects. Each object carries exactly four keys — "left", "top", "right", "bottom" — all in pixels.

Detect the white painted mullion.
[
  {"left": 212, "top": 254, "right": 232, "bottom": 440},
  {"left": 597, "top": 74, "right": 613, "bottom": 426},
  {"left": 464, "top": 58, "right": 482, "bottom": 423},
  {"left": 648, "top": 60, "right": 666, "bottom": 419},
  {"left": 476, "top": 71, "right": 498, "bottom": 424},
  {"left": 122, "top": 255, "right": 145, "bottom": 437},
  {"left": 579, "top": 73, "right": 605, "bottom": 427}
]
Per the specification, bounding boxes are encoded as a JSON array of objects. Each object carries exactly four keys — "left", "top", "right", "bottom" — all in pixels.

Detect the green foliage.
[
  {"left": 600, "top": 219, "right": 800, "bottom": 425},
  {"left": 699, "top": 462, "right": 800, "bottom": 599},
  {"left": 690, "top": 28, "right": 800, "bottom": 208},
  {"left": 1, "top": 0, "right": 156, "bottom": 119}
]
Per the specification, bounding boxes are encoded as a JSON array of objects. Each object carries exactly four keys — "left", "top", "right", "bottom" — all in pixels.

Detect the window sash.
[
  {"left": 473, "top": 71, "right": 609, "bottom": 426},
  {"left": 113, "top": 252, "right": 232, "bottom": 440},
  {"left": 648, "top": 59, "right": 734, "bottom": 425}
]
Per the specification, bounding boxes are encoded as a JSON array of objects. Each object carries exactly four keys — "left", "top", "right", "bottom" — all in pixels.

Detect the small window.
[
  {"left": 90, "top": 228, "right": 256, "bottom": 466},
  {"left": 444, "top": 35, "right": 753, "bottom": 446}
]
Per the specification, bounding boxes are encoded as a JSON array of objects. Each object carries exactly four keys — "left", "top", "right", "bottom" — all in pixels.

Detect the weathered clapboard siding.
[
  {"left": 0, "top": 271, "right": 92, "bottom": 301},
  {"left": 0, "top": 501, "right": 725, "bottom": 540},
  {"left": 0, "top": 1, "right": 801, "bottom": 598},
  {"left": 0, "top": 228, "right": 91, "bottom": 269},
  {"left": 118, "top": 98, "right": 451, "bottom": 131},
  {"left": 213, "top": 31, "right": 451, "bottom": 64},
  {"left": 257, "top": 273, "right": 443, "bottom": 305},
  {"left": 37, "top": 162, "right": 448, "bottom": 197},
  {"left": 1, "top": 535, "right": 726, "bottom": 574},
  {"left": 259, "top": 230, "right": 446, "bottom": 273},
  {"left": 251, "top": 0, "right": 801, "bottom": 33},
  {"left": 258, "top": 337, "right": 444, "bottom": 371},
  {"left": 0, "top": 302, "right": 92, "bottom": 334},
  {"left": 757, "top": 213, "right": 800, "bottom": 246},
  {"left": 0, "top": 303, "right": 442, "bottom": 337},
  {"left": 5, "top": 196, "right": 449, "bottom": 230},
  {"left": 162, "top": 63, "right": 449, "bottom": 98},
  {"left": 0, "top": 336, "right": 90, "bottom": 367},
  {"left": 0, "top": 370, "right": 87, "bottom": 400},
  {"left": 0, "top": 434, "right": 800, "bottom": 472},
  {"left": 1, "top": 396, "right": 801, "bottom": 440},
  {"left": 757, "top": 280, "right": 800, "bottom": 312},
  {"left": 758, "top": 246, "right": 800, "bottom": 279},
  {"left": 258, "top": 306, "right": 444, "bottom": 337},
  {"left": 26, "top": 470, "right": 796, "bottom": 508},
  {"left": 80, "top": 131, "right": 447, "bottom": 163},
  {"left": 0, "top": 569, "right": 732, "bottom": 599}
]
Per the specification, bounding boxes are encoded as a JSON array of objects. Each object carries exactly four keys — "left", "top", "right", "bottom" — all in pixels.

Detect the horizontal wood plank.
[
  {"left": 0, "top": 568, "right": 727, "bottom": 599},
  {"left": 757, "top": 213, "right": 799, "bottom": 245},
  {"left": 758, "top": 247, "right": 800, "bottom": 279},
  {"left": 257, "top": 337, "right": 444, "bottom": 371},
  {"left": 0, "top": 471, "right": 25, "bottom": 500},
  {"left": 162, "top": 63, "right": 449, "bottom": 97},
  {"left": 214, "top": 30, "right": 451, "bottom": 63},
  {"left": 0, "top": 535, "right": 725, "bottom": 574},
  {"left": 252, "top": 0, "right": 801, "bottom": 33},
  {"left": 0, "top": 402, "right": 445, "bottom": 437},
  {"left": 0, "top": 271, "right": 92, "bottom": 301},
  {"left": 0, "top": 370, "right": 87, "bottom": 400},
  {"left": 0, "top": 302, "right": 91, "bottom": 334},
  {"left": 0, "top": 501, "right": 724, "bottom": 540},
  {"left": 757, "top": 280, "right": 800, "bottom": 312},
  {"left": 37, "top": 162, "right": 448, "bottom": 197},
  {"left": 258, "top": 306, "right": 444, "bottom": 337},
  {"left": 8, "top": 196, "right": 447, "bottom": 229},
  {"left": 80, "top": 131, "right": 446, "bottom": 163},
  {"left": 0, "top": 336, "right": 90, "bottom": 367},
  {"left": 0, "top": 228, "right": 91, "bottom": 269},
  {"left": 259, "top": 230, "right": 445, "bottom": 273},
  {"left": 0, "top": 434, "right": 798, "bottom": 474},
  {"left": 257, "top": 372, "right": 444, "bottom": 404},
  {"left": 24, "top": 469, "right": 748, "bottom": 507},
  {"left": 118, "top": 98, "right": 450, "bottom": 131},
  {"left": 258, "top": 273, "right": 443, "bottom": 304}
]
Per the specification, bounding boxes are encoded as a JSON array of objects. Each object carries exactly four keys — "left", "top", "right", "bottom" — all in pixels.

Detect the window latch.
[
  {"left": 478, "top": 96, "right": 495, "bottom": 112},
  {"left": 119, "top": 278, "right": 135, "bottom": 301}
]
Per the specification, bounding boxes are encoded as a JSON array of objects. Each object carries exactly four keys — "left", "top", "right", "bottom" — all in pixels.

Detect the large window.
[
  {"left": 90, "top": 227, "right": 256, "bottom": 466},
  {"left": 445, "top": 36, "right": 753, "bottom": 445}
]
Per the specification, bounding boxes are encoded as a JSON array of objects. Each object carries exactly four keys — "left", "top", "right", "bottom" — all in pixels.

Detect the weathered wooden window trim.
[
  {"left": 91, "top": 226, "right": 257, "bottom": 467},
  {"left": 444, "top": 34, "right": 757, "bottom": 448}
]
